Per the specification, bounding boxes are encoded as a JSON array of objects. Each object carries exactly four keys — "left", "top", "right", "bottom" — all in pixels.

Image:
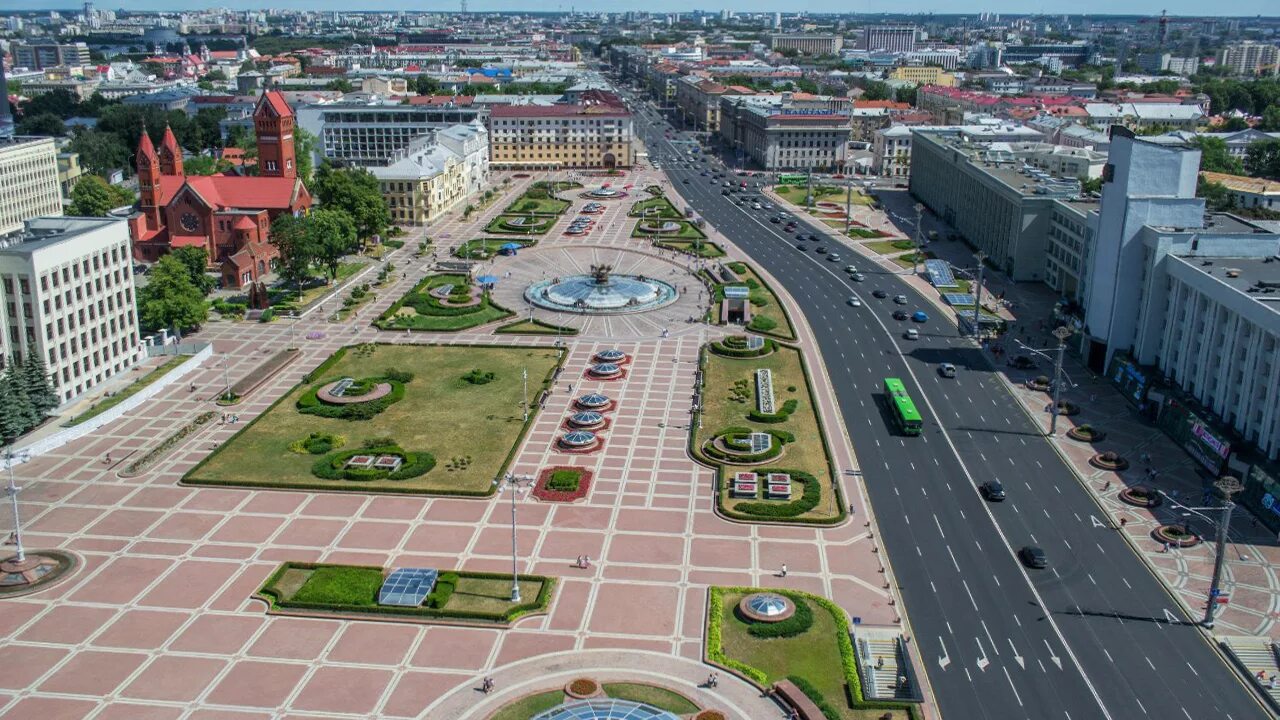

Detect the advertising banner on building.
[
  {"left": 1105, "top": 353, "right": 1149, "bottom": 406},
  {"left": 1157, "top": 398, "right": 1231, "bottom": 476}
]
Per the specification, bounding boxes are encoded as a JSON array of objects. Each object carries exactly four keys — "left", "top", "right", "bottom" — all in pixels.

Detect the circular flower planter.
[
  {"left": 1026, "top": 376, "right": 1052, "bottom": 391},
  {"left": 695, "top": 711, "right": 728, "bottom": 720},
  {"left": 565, "top": 678, "right": 601, "bottom": 699},
  {"left": 1119, "top": 486, "right": 1162, "bottom": 508},
  {"left": 1055, "top": 400, "right": 1081, "bottom": 416},
  {"left": 638, "top": 221, "right": 681, "bottom": 235},
  {"left": 1090, "top": 451, "right": 1130, "bottom": 471},
  {"left": 1153, "top": 524, "right": 1201, "bottom": 548},
  {"left": 1067, "top": 424, "right": 1107, "bottom": 443}
]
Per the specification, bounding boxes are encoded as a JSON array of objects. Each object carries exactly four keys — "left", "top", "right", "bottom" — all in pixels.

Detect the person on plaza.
[
  {"left": 1119, "top": 517, "right": 1127, "bottom": 529},
  {"left": 780, "top": 563, "right": 788, "bottom": 578},
  {"left": 482, "top": 676, "right": 494, "bottom": 694},
  {"left": 103, "top": 453, "right": 111, "bottom": 464}
]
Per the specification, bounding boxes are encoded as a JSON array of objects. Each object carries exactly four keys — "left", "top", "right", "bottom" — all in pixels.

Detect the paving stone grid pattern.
[{"left": 0, "top": 167, "right": 898, "bottom": 719}]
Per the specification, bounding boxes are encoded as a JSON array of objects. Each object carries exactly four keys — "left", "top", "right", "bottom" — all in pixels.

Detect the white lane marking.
[{"left": 1003, "top": 666, "right": 1024, "bottom": 706}]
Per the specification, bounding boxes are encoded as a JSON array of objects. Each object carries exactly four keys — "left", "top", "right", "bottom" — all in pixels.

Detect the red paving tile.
[
  {"left": 17, "top": 604, "right": 116, "bottom": 645},
  {"left": 606, "top": 532, "right": 686, "bottom": 565},
  {"left": 246, "top": 618, "right": 337, "bottom": 660},
  {"left": 410, "top": 627, "right": 500, "bottom": 671},
  {"left": 338, "top": 521, "right": 411, "bottom": 549},
  {"left": 291, "top": 666, "right": 394, "bottom": 714},
  {"left": 124, "top": 486, "right": 195, "bottom": 509},
  {"left": 381, "top": 671, "right": 470, "bottom": 718},
  {"left": 402, "top": 524, "right": 476, "bottom": 554},
  {"left": 146, "top": 512, "right": 224, "bottom": 540},
  {"left": 27, "top": 505, "right": 107, "bottom": 534},
  {"left": 206, "top": 660, "right": 308, "bottom": 708},
  {"left": 94, "top": 703, "right": 185, "bottom": 720},
  {"left": 122, "top": 655, "right": 227, "bottom": 702},
  {"left": 272, "top": 518, "right": 347, "bottom": 547},
  {"left": 0, "top": 645, "right": 69, "bottom": 690},
  {"left": 0, "top": 601, "right": 44, "bottom": 639},
  {"left": 239, "top": 493, "right": 307, "bottom": 515},
  {"left": 0, "top": 696, "right": 98, "bottom": 720},
  {"left": 68, "top": 556, "right": 173, "bottom": 605},
  {"left": 363, "top": 496, "right": 427, "bottom": 520},
  {"left": 138, "top": 560, "right": 241, "bottom": 609},
  {"left": 85, "top": 508, "right": 166, "bottom": 536},
  {"left": 39, "top": 649, "right": 148, "bottom": 695},
  {"left": 92, "top": 609, "right": 189, "bottom": 649},
  {"left": 326, "top": 622, "right": 420, "bottom": 665},
  {"left": 588, "top": 584, "right": 680, "bottom": 636},
  {"left": 169, "top": 614, "right": 265, "bottom": 654},
  {"left": 493, "top": 631, "right": 576, "bottom": 667}
]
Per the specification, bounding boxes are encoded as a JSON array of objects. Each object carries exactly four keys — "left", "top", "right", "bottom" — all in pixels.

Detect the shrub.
[
  {"left": 363, "top": 436, "right": 396, "bottom": 448},
  {"left": 748, "top": 398, "right": 800, "bottom": 423},
  {"left": 383, "top": 238, "right": 405, "bottom": 249},
  {"left": 383, "top": 368, "right": 415, "bottom": 383},
  {"left": 786, "top": 675, "right": 842, "bottom": 720},
  {"left": 296, "top": 376, "right": 406, "bottom": 420},
  {"left": 705, "top": 588, "right": 769, "bottom": 686},
  {"left": 259, "top": 308, "right": 275, "bottom": 323},
  {"left": 731, "top": 469, "right": 821, "bottom": 518},
  {"left": 728, "top": 261, "right": 748, "bottom": 274},
  {"left": 289, "top": 432, "right": 346, "bottom": 455},
  {"left": 310, "top": 444, "right": 436, "bottom": 481},
  {"left": 463, "top": 369, "right": 496, "bottom": 385},
  {"left": 745, "top": 596, "right": 813, "bottom": 638},
  {"left": 748, "top": 316, "right": 778, "bottom": 332},
  {"left": 427, "top": 572, "right": 458, "bottom": 608}
]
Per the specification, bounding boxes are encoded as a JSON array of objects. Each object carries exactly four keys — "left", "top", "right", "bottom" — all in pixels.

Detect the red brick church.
[{"left": 129, "top": 90, "right": 312, "bottom": 289}]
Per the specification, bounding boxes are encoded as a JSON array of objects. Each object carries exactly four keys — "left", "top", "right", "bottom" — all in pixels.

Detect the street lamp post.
[
  {"left": 4, "top": 447, "right": 29, "bottom": 564},
  {"left": 521, "top": 367, "right": 529, "bottom": 423},
  {"left": 221, "top": 355, "right": 231, "bottom": 403},
  {"left": 971, "top": 251, "right": 987, "bottom": 338},
  {"left": 492, "top": 473, "right": 533, "bottom": 603},
  {"left": 1048, "top": 326, "right": 1074, "bottom": 436},
  {"left": 912, "top": 202, "right": 924, "bottom": 277},
  {"left": 844, "top": 177, "right": 853, "bottom": 237},
  {"left": 1205, "top": 476, "right": 1243, "bottom": 628}
]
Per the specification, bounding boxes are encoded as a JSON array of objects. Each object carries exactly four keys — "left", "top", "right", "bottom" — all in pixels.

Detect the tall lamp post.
[
  {"left": 970, "top": 251, "right": 987, "bottom": 338},
  {"left": 1014, "top": 325, "right": 1075, "bottom": 436},
  {"left": 3, "top": 447, "right": 29, "bottom": 565},
  {"left": 912, "top": 202, "right": 924, "bottom": 277},
  {"left": 1204, "top": 476, "right": 1243, "bottom": 628},
  {"left": 492, "top": 473, "right": 534, "bottom": 603}
]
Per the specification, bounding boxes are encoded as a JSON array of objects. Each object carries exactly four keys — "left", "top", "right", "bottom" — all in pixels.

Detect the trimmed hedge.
[
  {"left": 787, "top": 675, "right": 842, "bottom": 720},
  {"left": 427, "top": 572, "right": 458, "bottom": 608},
  {"left": 296, "top": 376, "right": 407, "bottom": 420},
  {"left": 311, "top": 444, "right": 435, "bottom": 481},
  {"left": 748, "top": 398, "right": 799, "bottom": 424},
  {"left": 258, "top": 562, "right": 556, "bottom": 625},
  {"left": 288, "top": 432, "right": 346, "bottom": 455},
  {"left": 709, "top": 337, "right": 775, "bottom": 358},
  {"left": 703, "top": 428, "right": 792, "bottom": 464},
  {"left": 745, "top": 595, "right": 814, "bottom": 638},
  {"left": 706, "top": 587, "right": 769, "bottom": 685}
]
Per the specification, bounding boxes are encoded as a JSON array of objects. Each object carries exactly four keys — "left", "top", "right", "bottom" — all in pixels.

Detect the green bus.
[
  {"left": 884, "top": 378, "right": 923, "bottom": 435},
  {"left": 777, "top": 173, "right": 808, "bottom": 186}
]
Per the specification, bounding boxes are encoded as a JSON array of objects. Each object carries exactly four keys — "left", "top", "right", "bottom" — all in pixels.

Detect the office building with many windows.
[
  {"left": 488, "top": 92, "right": 633, "bottom": 169},
  {"left": 862, "top": 25, "right": 917, "bottom": 53},
  {"left": 370, "top": 121, "right": 490, "bottom": 226},
  {"left": 0, "top": 137, "right": 63, "bottom": 236},
  {"left": 0, "top": 216, "right": 142, "bottom": 404}
]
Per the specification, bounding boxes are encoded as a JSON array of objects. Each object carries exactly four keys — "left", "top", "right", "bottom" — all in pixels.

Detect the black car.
[
  {"left": 872, "top": 289, "right": 888, "bottom": 299},
  {"left": 892, "top": 310, "right": 908, "bottom": 321},
  {"left": 1019, "top": 546, "right": 1048, "bottom": 569},
  {"left": 815, "top": 246, "right": 828, "bottom": 253},
  {"left": 784, "top": 226, "right": 794, "bottom": 233},
  {"left": 980, "top": 480, "right": 1006, "bottom": 501},
  {"left": 795, "top": 244, "right": 807, "bottom": 251},
  {"left": 770, "top": 216, "right": 782, "bottom": 223}
]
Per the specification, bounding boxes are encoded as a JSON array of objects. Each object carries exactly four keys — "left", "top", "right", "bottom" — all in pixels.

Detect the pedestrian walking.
[
  {"left": 103, "top": 453, "right": 111, "bottom": 464},
  {"left": 1119, "top": 517, "right": 1127, "bottom": 529},
  {"left": 1163, "top": 542, "right": 1171, "bottom": 554},
  {"left": 780, "top": 563, "right": 788, "bottom": 578},
  {"left": 875, "top": 657, "right": 885, "bottom": 670}
]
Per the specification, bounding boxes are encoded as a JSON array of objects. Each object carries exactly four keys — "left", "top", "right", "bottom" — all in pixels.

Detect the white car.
[
  {"left": 905, "top": 328, "right": 920, "bottom": 340},
  {"left": 751, "top": 203, "right": 762, "bottom": 210},
  {"left": 939, "top": 363, "right": 957, "bottom": 378},
  {"left": 847, "top": 297, "right": 862, "bottom": 307}
]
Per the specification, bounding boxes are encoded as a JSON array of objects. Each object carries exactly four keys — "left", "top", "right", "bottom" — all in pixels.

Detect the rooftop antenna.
[{"left": 460, "top": 0, "right": 468, "bottom": 14}]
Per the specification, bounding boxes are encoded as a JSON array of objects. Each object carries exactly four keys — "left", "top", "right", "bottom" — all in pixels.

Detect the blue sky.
[{"left": 4, "top": 1, "right": 1278, "bottom": 16}]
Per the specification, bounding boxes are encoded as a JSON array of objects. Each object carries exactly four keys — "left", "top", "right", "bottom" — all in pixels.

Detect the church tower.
[
  {"left": 136, "top": 130, "right": 163, "bottom": 231},
  {"left": 254, "top": 90, "right": 296, "bottom": 179},
  {"left": 158, "top": 125, "right": 184, "bottom": 176}
]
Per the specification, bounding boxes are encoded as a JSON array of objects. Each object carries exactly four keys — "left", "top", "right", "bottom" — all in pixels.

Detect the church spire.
[{"left": 158, "top": 124, "right": 183, "bottom": 176}]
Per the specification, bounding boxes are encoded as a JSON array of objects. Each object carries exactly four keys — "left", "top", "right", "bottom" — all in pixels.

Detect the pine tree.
[
  {"left": 22, "top": 352, "right": 59, "bottom": 417},
  {"left": 0, "top": 375, "right": 21, "bottom": 443},
  {"left": 4, "top": 360, "right": 36, "bottom": 433}
]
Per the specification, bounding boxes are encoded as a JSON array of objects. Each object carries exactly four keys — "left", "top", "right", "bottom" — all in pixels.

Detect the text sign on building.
[{"left": 781, "top": 108, "right": 835, "bottom": 116}]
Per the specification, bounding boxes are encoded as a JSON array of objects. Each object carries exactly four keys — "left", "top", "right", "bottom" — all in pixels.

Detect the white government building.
[{"left": 369, "top": 121, "right": 490, "bottom": 226}]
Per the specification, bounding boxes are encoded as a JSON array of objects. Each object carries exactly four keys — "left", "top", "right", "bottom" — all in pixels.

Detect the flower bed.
[
  {"left": 1067, "top": 424, "right": 1106, "bottom": 442},
  {"left": 122, "top": 411, "right": 216, "bottom": 477},
  {"left": 755, "top": 368, "right": 776, "bottom": 415},
  {"left": 1119, "top": 485, "right": 1161, "bottom": 508},
  {"left": 311, "top": 442, "right": 435, "bottom": 482},
  {"left": 297, "top": 375, "right": 407, "bottom": 420},
  {"left": 532, "top": 466, "right": 593, "bottom": 502},
  {"left": 1090, "top": 451, "right": 1130, "bottom": 471},
  {"left": 565, "top": 678, "right": 601, "bottom": 699},
  {"left": 1153, "top": 524, "right": 1201, "bottom": 548}
]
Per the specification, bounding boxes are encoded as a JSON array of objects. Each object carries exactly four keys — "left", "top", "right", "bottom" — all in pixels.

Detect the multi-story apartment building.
[
  {"left": 0, "top": 216, "right": 142, "bottom": 404},
  {"left": 488, "top": 92, "right": 633, "bottom": 169},
  {"left": 717, "top": 94, "right": 852, "bottom": 171},
  {"left": 888, "top": 66, "right": 956, "bottom": 87},
  {"left": 674, "top": 76, "right": 730, "bottom": 133},
  {"left": 863, "top": 25, "right": 916, "bottom": 54},
  {"left": 0, "top": 57, "right": 14, "bottom": 139},
  {"left": 0, "top": 137, "right": 63, "bottom": 236},
  {"left": 1083, "top": 102, "right": 1203, "bottom": 131},
  {"left": 769, "top": 34, "right": 844, "bottom": 56},
  {"left": 1197, "top": 172, "right": 1280, "bottom": 214},
  {"left": 872, "top": 123, "right": 1045, "bottom": 179},
  {"left": 11, "top": 42, "right": 91, "bottom": 71},
  {"left": 295, "top": 95, "right": 487, "bottom": 167},
  {"left": 370, "top": 121, "right": 490, "bottom": 226},
  {"left": 1217, "top": 42, "right": 1280, "bottom": 77},
  {"left": 1002, "top": 43, "right": 1093, "bottom": 67}
]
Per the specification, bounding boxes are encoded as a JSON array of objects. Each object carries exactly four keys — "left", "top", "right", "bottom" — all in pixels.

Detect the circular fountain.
[{"left": 525, "top": 264, "right": 677, "bottom": 315}]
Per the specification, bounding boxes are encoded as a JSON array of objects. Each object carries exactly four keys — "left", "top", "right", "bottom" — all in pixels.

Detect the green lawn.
[
  {"left": 292, "top": 566, "right": 382, "bottom": 606},
  {"left": 775, "top": 185, "right": 874, "bottom": 207},
  {"left": 708, "top": 262, "right": 796, "bottom": 341},
  {"left": 601, "top": 684, "right": 698, "bottom": 714},
  {"left": 185, "top": 344, "right": 561, "bottom": 495},
  {"left": 376, "top": 274, "right": 513, "bottom": 332},
  {"left": 628, "top": 195, "right": 682, "bottom": 218},
  {"left": 66, "top": 355, "right": 189, "bottom": 426},
  {"left": 485, "top": 214, "right": 558, "bottom": 235},
  {"left": 632, "top": 219, "right": 706, "bottom": 240},
  {"left": 295, "top": 261, "right": 369, "bottom": 307},
  {"left": 450, "top": 576, "right": 544, "bottom": 614},
  {"left": 453, "top": 237, "right": 535, "bottom": 260},
  {"left": 494, "top": 318, "right": 580, "bottom": 336},
  {"left": 504, "top": 196, "right": 570, "bottom": 215},
  {"left": 892, "top": 251, "right": 935, "bottom": 268},
  {"left": 695, "top": 345, "right": 840, "bottom": 522},
  {"left": 865, "top": 240, "right": 912, "bottom": 255},
  {"left": 488, "top": 691, "right": 565, "bottom": 720},
  {"left": 655, "top": 239, "right": 725, "bottom": 258},
  {"left": 710, "top": 588, "right": 914, "bottom": 720}
]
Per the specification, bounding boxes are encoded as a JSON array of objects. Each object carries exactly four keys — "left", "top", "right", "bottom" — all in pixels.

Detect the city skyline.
[{"left": 4, "top": 2, "right": 1280, "bottom": 17}]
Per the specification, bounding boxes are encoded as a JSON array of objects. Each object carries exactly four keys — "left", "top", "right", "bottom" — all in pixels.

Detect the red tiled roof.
[
  {"left": 406, "top": 94, "right": 475, "bottom": 106},
  {"left": 209, "top": 51, "right": 239, "bottom": 60},
  {"left": 233, "top": 215, "right": 258, "bottom": 230},
  {"left": 158, "top": 176, "right": 302, "bottom": 211},
  {"left": 257, "top": 90, "right": 293, "bottom": 119},
  {"left": 491, "top": 104, "right": 629, "bottom": 118},
  {"left": 854, "top": 100, "right": 910, "bottom": 110}
]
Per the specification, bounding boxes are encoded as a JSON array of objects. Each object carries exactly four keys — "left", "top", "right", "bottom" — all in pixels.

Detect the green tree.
[
  {"left": 1260, "top": 105, "right": 1280, "bottom": 132},
  {"left": 136, "top": 255, "right": 209, "bottom": 333},
  {"left": 20, "top": 353, "right": 59, "bottom": 419},
  {"left": 19, "top": 89, "right": 80, "bottom": 119},
  {"left": 67, "top": 175, "right": 135, "bottom": 216},
  {"left": 861, "top": 80, "right": 891, "bottom": 101},
  {"left": 414, "top": 75, "right": 441, "bottom": 95},
  {"left": 306, "top": 208, "right": 359, "bottom": 281},
  {"left": 1080, "top": 176, "right": 1104, "bottom": 194},
  {"left": 895, "top": 86, "right": 918, "bottom": 105},
  {"left": 1245, "top": 140, "right": 1280, "bottom": 181},
  {"left": 311, "top": 164, "right": 390, "bottom": 240},
  {"left": 269, "top": 213, "right": 314, "bottom": 298},
  {"left": 295, "top": 127, "right": 316, "bottom": 182},
  {"left": 1, "top": 361, "right": 37, "bottom": 435},
  {"left": 0, "top": 372, "right": 28, "bottom": 443},
  {"left": 170, "top": 246, "right": 216, "bottom": 295},
  {"left": 205, "top": 69, "right": 228, "bottom": 82},
  {"left": 1221, "top": 116, "right": 1250, "bottom": 132},
  {"left": 325, "top": 78, "right": 354, "bottom": 92},
  {"left": 69, "top": 130, "right": 130, "bottom": 177},
  {"left": 1192, "top": 137, "right": 1245, "bottom": 175},
  {"left": 190, "top": 107, "right": 228, "bottom": 151},
  {"left": 1197, "top": 176, "right": 1234, "bottom": 212},
  {"left": 182, "top": 155, "right": 233, "bottom": 176},
  {"left": 16, "top": 112, "right": 66, "bottom": 137}
]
